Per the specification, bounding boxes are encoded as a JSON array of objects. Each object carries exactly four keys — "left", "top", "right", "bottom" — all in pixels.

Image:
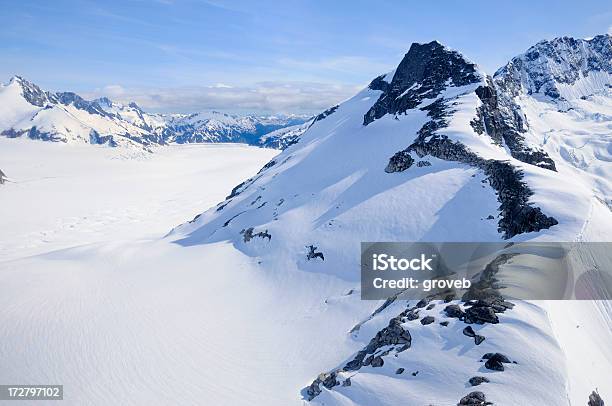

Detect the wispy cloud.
[
  {"left": 277, "top": 56, "right": 391, "bottom": 76},
  {"left": 83, "top": 81, "right": 362, "bottom": 114}
]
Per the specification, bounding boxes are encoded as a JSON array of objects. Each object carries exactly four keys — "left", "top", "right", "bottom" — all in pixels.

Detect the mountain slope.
[
  {"left": 0, "top": 77, "right": 309, "bottom": 149},
  {"left": 170, "top": 36, "right": 612, "bottom": 405}
]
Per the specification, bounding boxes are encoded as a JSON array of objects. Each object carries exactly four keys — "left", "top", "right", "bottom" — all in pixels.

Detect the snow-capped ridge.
[
  {"left": 364, "top": 40, "right": 483, "bottom": 125},
  {"left": 0, "top": 77, "right": 309, "bottom": 149},
  {"left": 494, "top": 34, "right": 612, "bottom": 100}
]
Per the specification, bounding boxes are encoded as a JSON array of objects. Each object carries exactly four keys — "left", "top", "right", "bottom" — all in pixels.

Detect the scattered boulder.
[
  {"left": 469, "top": 376, "right": 490, "bottom": 386},
  {"left": 474, "top": 335, "right": 486, "bottom": 345},
  {"left": 483, "top": 353, "right": 512, "bottom": 371},
  {"left": 406, "top": 310, "right": 420, "bottom": 321},
  {"left": 342, "top": 378, "right": 351, "bottom": 387},
  {"left": 426, "top": 303, "right": 436, "bottom": 310},
  {"left": 412, "top": 370, "right": 419, "bottom": 376},
  {"left": 396, "top": 368, "right": 405, "bottom": 374},
  {"left": 0, "top": 169, "right": 6, "bottom": 185},
  {"left": 440, "top": 321, "right": 449, "bottom": 327},
  {"left": 463, "top": 326, "right": 476, "bottom": 337},
  {"left": 458, "top": 391, "right": 492, "bottom": 405},
  {"left": 420, "top": 316, "right": 435, "bottom": 325},
  {"left": 445, "top": 304, "right": 465, "bottom": 318}
]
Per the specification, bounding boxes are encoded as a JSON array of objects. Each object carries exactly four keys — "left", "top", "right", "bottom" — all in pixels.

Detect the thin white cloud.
[
  {"left": 277, "top": 56, "right": 391, "bottom": 75},
  {"left": 84, "top": 81, "right": 362, "bottom": 114}
]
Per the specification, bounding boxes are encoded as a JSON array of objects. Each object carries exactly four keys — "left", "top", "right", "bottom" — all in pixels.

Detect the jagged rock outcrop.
[
  {"left": 472, "top": 79, "right": 556, "bottom": 171},
  {"left": 494, "top": 34, "right": 612, "bottom": 100},
  {"left": 588, "top": 390, "right": 605, "bottom": 406},
  {"left": 364, "top": 41, "right": 480, "bottom": 125}
]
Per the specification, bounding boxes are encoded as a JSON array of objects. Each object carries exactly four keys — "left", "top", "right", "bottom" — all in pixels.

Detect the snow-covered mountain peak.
[
  {"left": 494, "top": 34, "right": 612, "bottom": 100},
  {"left": 364, "top": 40, "right": 483, "bottom": 125},
  {"left": 5, "top": 75, "right": 54, "bottom": 107}
]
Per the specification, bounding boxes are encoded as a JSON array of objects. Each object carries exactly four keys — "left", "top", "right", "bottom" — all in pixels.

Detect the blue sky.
[{"left": 1, "top": 0, "right": 610, "bottom": 114}]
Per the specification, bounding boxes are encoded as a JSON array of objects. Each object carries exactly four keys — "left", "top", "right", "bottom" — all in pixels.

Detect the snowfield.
[{"left": 0, "top": 138, "right": 277, "bottom": 261}]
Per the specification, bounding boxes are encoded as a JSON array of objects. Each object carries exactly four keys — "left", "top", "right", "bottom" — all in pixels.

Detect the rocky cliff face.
[
  {"left": 364, "top": 41, "right": 480, "bottom": 125},
  {"left": 494, "top": 34, "right": 612, "bottom": 100}
]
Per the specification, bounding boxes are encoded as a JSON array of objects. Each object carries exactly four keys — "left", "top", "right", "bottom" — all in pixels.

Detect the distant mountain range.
[{"left": 0, "top": 77, "right": 310, "bottom": 149}]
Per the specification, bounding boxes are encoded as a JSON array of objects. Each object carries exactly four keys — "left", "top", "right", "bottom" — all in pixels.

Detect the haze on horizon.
[{"left": 2, "top": 0, "right": 610, "bottom": 115}]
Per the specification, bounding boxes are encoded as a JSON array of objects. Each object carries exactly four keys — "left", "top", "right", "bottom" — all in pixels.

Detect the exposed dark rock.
[
  {"left": 384, "top": 92, "right": 557, "bottom": 239},
  {"left": 588, "top": 390, "right": 605, "bottom": 406},
  {"left": 463, "top": 326, "right": 476, "bottom": 337},
  {"left": 343, "top": 317, "right": 411, "bottom": 372},
  {"left": 474, "top": 335, "right": 486, "bottom": 345},
  {"left": 420, "top": 316, "right": 435, "bottom": 325},
  {"left": 416, "top": 160, "right": 432, "bottom": 167},
  {"left": 257, "top": 159, "right": 276, "bottom": 174},
  {"left": 222, "top": 211, "right": 245, "bottom": 227},
  {"left": 458, "top": 391, "right": 492, "bottom": 405},
  {"left": 305, "top": 372, "right": 339, "bottom": 400},
  {"left": 473, "top": 79, "right": 556, "bottom": 171},
  {"left": 406, "top": 309, "right": 420, "bottom": 321},
  {"left": 416, "top": 299, "right": 429, "bottom": 308},
  {"left": 342, "top": 378, "right": 351, "bottom": 387},
  {"left": 371, "top": 356, "right": 384, "bottom": 367},
  {"left": 412, "top": 370, "right": 419, "bottom": 376},
  {"left": 494, "top": 35, "right": 612, "bottom": 100},
  {"left": 464, "top": 306, "right": 499, "bottom": 324},
  {"left": 306, "top": 245, "right": 325, "bottom": 261},
  {"left": 310, "top": 105, "right": 339, "bottom": 127},
  {"left": 240, "top": 227, "right": 271, "bottom": 242},
  {"left": 385, "top": 151, "right": 414, "bottom": 173},
  {"left": 469, "top": 376, "right": 490, "bottom": 386},
  {"left": 445, "top": 304, "right": 465, "bottom": 318},
  {"left": 368, "top": 74, "right": 390, "bottom": 92},
  {"left": 440, "top": 321, "right": 449, "bottom": 327},
  {"left": 426, "top": 303, "right": 436, "bottom": 310},
  {"left": 396, "top": 368, "right": 405, "bottom": 374},
  {"left": 483, "top": 353, "right": 512, "bottom": 371},
  {"left": 486, "top": 215, "right": 495, "bottom": 220},
  {"left": 363, "top": 41, "right": 480, "bottom": 126}
]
